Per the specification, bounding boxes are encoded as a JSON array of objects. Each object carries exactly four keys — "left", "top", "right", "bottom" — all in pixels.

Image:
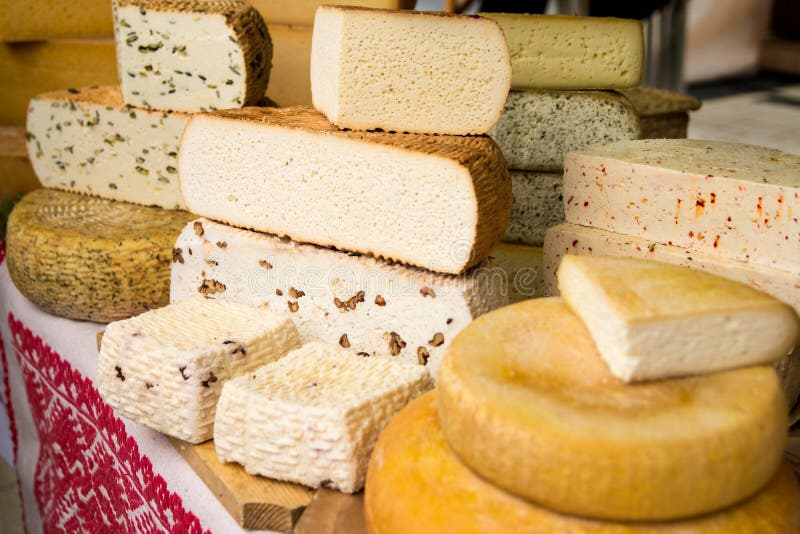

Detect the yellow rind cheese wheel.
[{"left": 437, "top": 298, "right": 788, "bottom": 521}]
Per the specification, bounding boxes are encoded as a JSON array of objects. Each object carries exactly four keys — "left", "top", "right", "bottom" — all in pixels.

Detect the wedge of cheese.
[
  {"left": 171, "top": 219, "right": 506, "bottom": 378},
  {"left": 481, "top": 13, "right": 644, "bottom": 90},
  {"left": 366, "top": 393, "right": 800, "bottom": 534},
  {"left": 6, "top": 189, "right": 194, "bottom": 322},
  {"left": 179, "top": 107, "right": 512, "bottom": 273},
  {"left": 98, "top": 298, "right": 301, "bottom": 443},
  {"left": 266, "top": 24, "right": 311, "bottom": 106},
  {"left": 563, "top": 139, "right": 800, "bottom": 273},
  {"left": 214, "top": 342, "right": 432, "bottom": 492},
  {"left": 0, "top": 127, "right": 38, "bottom": 201},
  {"left": 437, "top": 298, "right": 788, "bottom": 521},
  {"left": 0, "top": 0, "right": 112, "bottom": 41},
  {"left": 489, "top": 90, "right": 641, "bottom": 172},
  {"left": 490, "top": 243, "right": 544, "bottom": 304},
  {"left": 311, "top": 7, "right": 511, "bottom": 135},
  {"left": 505, "top": 170, "right": 564, "bottom": 246}
]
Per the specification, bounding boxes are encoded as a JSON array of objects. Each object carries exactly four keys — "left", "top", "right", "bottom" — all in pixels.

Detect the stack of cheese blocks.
[{"left": 366, "top": 255, "right": 800, "bottom": 533}]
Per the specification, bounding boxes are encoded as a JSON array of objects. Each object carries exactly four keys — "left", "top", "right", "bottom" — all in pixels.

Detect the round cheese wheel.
[
  {"left": 365, "top": 392, "right": 800, "bottom": 534},
  {"left": 6, "top": 189, "right": 194, "bottom": 322},
  {"left": 437, "top": 298, "right": 788, "bottom": 521}
]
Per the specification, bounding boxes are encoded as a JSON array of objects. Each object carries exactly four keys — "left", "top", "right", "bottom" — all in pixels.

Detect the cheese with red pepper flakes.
[
  {"left": 214, "top": 342, "right": 432, "bottom": 493},
  {"left": 563, "top": 139, "right": 800, "bottom": 273},
  {"left": 98, "top": 298, "right": 301, "bottom": 443}
]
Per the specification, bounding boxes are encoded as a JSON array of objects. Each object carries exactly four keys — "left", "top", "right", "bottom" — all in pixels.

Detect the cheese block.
[
  {"left": 98, "top": 298, "right": 301, "bottom": 443},
  {"left": 437, "top": 298, "right": 788, "bottom": 521},
  {"left": 558, "top": 255, "right": 800, "bottom": 382},
  {"left": 6, "top": 189, "right": 194, "bottom": 322},
  {"left": 113, "top": 0, "right": 272, "bottom": 113},
  {"left": 481, "top": 14, "right": 644, "bottom": 90},
  {"left": 489, "top": 90, "right": 640, "bottom": 172},
  {"left": 310, "top": 7, "right": 511, "bottom": 135},
  {"left": 0, "top": 0, "right": 112, "bottom": 41},
  {"left": 214, "top": 342, "right": 432, "bottom": 493},
  {"left": 26, "top": 86, "right": 189, "bottom": 209},
  {"left": 563, "top": 139, "right": 800, "bottom": 273},
  {"left": 179, "top": 107, "right": 512, "bottom": 274},
  {"left": 254, "top": 0, "right": 413, "bottom": 26},
  {"left": 490, "top": 243, "right": 544, "bottom": 304},
  {"left": 266, "top": 24, "right": 311, "bottom": 106},
  {"left": 171, "top": 219, "right": 506, "bottom": 379},
  {"left": 365, "top": 393, "right": 800, "bottom": 534},
  {"left": 0, "top": 40, "right": 118, "bottom": 125},
  {"left": 505, "top": 170, "right": 564, "bottom": 246},
  {"left": 0, "top": 127, "right": 38, "bottom": 201},
  {"left": 618, "top": 87, "right": 701, "bottom": 139}
]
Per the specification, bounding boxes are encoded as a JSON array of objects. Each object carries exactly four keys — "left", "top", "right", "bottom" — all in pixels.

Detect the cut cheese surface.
[
  {"left": 311, "top": 7, "right": 511, "bottom": 135},
  {"left": 98, "top": 298, "right": 301, "bottom": 443},
  {"left": 437, "top": 298, "right": 788, "bottom": 521},
  {"left": 0, "top": 126, "right": 38, "bottom": 200},
  {"left": 214, "top": 342, "right": 432, "bottom": 493},
  {"left": 178, "top": 107, "right": 512, "bottom": 273},
  {"left": 365, "top": 393, "right": 800, "bottom": 534},
  {"left": 27, "top": 86, "right": 189, "bottom": 209},
  {"left": 482, "top": 13, "right": 644, "bottom": 90},
  {"left": 170, "top": 219, "right": 506, "bottom": 379},
  {"left": 113, "top": 0, "right": 272, "bottom": 113},
  {"left": 490, "top": 243, "right": 544, "bottom": 304},
  {"left": 563, "top": 139, "right": 800, "bottom": 273},
  {"left": 6, "top": 189, "right": 194, "bottom": 322},
  {"left": 505, "top": 170, "right": 564, "bottom": 246}
]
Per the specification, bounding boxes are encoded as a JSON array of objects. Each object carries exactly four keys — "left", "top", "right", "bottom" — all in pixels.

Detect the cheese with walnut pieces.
[
  {"left": 214, "top": 342, "right": 433, "bottom": 493},
  {"left": 97, "top": 298, "right": 301, "bottom": 443}
]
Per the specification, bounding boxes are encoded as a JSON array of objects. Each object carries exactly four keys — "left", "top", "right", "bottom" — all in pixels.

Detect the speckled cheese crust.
[
  {"left": 505, "top": 170, "right": 564, "bottom": 246},
  {"left": 490, "top": 243, "right": 545, "bottom": 304},
  {"left": 98, "top": 298, "right": 301, "bottom": 443},
  {"left": 563, "top": 139, "right": 800, "bottom": 273},
  {"left": 26, "top": 86, "right": 188, "bottom": 209},
  {"left": 214, "top": 342, "right": 432, "bottom": 493},
  {"left": 170, "top": 219, "right": 507, "bottom": 380}
]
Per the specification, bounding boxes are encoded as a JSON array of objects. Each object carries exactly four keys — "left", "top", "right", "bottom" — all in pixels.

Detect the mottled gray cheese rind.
[{"left": 505, "top": 170, "right": 564, "bottom": 246}]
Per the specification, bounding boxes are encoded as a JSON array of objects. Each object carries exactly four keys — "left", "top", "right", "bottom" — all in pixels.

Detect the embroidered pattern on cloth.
[{"left": 9, "top": 313, "right": 209, "bottom": 534}]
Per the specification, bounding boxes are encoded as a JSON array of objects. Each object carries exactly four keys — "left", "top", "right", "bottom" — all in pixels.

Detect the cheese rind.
[
  {"left": 563, "top": 139, "right": 800, "bottom": 273},
  {"left": 617, "top": 86, "right": 701, "bottom": 117},
  {"left": 490, "top": 243, "right": 544, "bottom": 304},
  {"left": 505, "top": 170, "right": 564, "bottom": 246},
  {"left": 311, "top": 7, "right": 511, "bottom": 135},
  {"left": 214, "top": 342, "right": 432, "bottom": 492}
]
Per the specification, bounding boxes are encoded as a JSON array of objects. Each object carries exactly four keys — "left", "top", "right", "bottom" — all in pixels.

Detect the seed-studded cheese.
[
  {"left": 505, "top": 171, "right": 564, "bottom": 246},
  {"left": 26, "top": 86, "right": 189, "bottom": 209},
  {"left": 0, "top": 127, "right": 38, "bottom": 200},
  {"left": 366, "top": 393, "right": 800, "bottom": 534},
  {"left": 170, "top": 219, "right": 507, "bottom": 379},
  {"left": 437, "top": 298, "right": 788, "bottom": 521},
  {"left": 311, "top": 7, "right": 511, "bottom": 135},
  {"left": 563, "top": 139, "right": 800, "bottom": 273},
  {"left": 98, "top": 298, "right": 301, "bottom": 443},
  {"left": 482, "top": 13, "right": 644, "bottom": 90},
  {"left": 113, "top": 0, "right": 272, "bottom": 113},
  {"left": 215, "top": 342, "right": 432, "bottom": 492},
  {"left": 179, "top": 107, "right": 512, "bottom": 274},
  {"left": 490, "top": 243, "right": 544, "bottom": 304},
  {"left": 489, "top": 90, "right": 640, "bottom": 172},
  {"left": 6, "top": 189, "right": 194, "bottom": 322},
  {"left": 0, "top": 0, "right": 112, "bottom": 41},
  {"left": 266, "top": 24, "right": 311, "bottom": 106}
]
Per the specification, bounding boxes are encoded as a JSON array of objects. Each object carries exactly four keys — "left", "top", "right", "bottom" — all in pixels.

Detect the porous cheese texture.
[
  {"left": 214, "top": 342, "right": 432, "bottom": 493},
  {"left": 178, "top": 107, "right": 512, "bottom": 274},
  {"left": 481, "top": 13, "right": 644, "bottom": 90},
  {"left": 98, "top": 298, "right": 301, "bottom": 443},
  {"left": 505, "top": 170, "right": 564, "bottom": 246},
  {"left": 437, "top": 298, "right": 788, "bottom": 521},
  {"left": 310, "top": 6, "right": 511, "bottom": 135},
  {"left": 365, "top": 393, "right": 800, "bottom": 534},
  {"left": 489, "top": 90, "right": 641, "bottom": 171},
  {"left": 26, "top": 86, "right": 188, "bottom": 209},
  {"left": 0, "top": 0, "right": 112, "bottom": 41},
  {"left": 0, "top": 126, "right": 38, "bottom": 199},
  {"left": 563, "top": 139, "right": 800, "bottom": 273},
  {"left": 113, "top": 0, "right": 272, "bottom": 113},
  {"left": 6, "top": 189, "right": 194, "bottom": 322},
  {"left": 170, "top": 219, "right": 506, "bottom": 379},
  {"left": 490, "top": 243, "right": 544, "bottom": 304}
]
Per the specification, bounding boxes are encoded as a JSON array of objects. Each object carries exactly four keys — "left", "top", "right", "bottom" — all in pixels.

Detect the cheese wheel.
[
  {"left": 437, "top": 298, "right": 788, "bottom": 521},
  {"left": 6, "top": 189, "right": 194, "bottom": 322},
  {"left": 365, "top": 392, "right": 800, "bottom": 534}
]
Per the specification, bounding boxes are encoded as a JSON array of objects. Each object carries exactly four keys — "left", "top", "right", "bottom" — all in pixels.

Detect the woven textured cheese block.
[
  {"left": 113, "top": 0, "right": 272, "bottom": 113},
  {"left": 6, "top": 189, "right": 194, "bottom": 322},
  {"left": 311, "top": 7, "right": 511, "bottom": 135},
  {"left": 266, "top": 24, "right": 311, "bottom": 106},
  {"left": 215, "top": 342, "right": 432, "bottom": 493},
  {"left": 490, "top": 243, "right": 544, "bottom": 304},
  {"left": 179, "top": 107, "right": 512, "bottom": 274},
  {"left": 27, "top": 86, "right": 189, "bottom": 209},
  {"left": 98, "top": 299, "right": 301, "bottom": 443},
  {"left": 482, "top": 13, "right": 644, "bottom": 90},
  {"left": 505, "top": 171, "right": 564, "bottom": 246},
  {"left": 489, "top": 90, "right": 640, "bottom": 172},
  {"left": 365, "top": 393, "right": 800, "bottom": 534},
  {"left": 171, "top": 219, "right": 506, "bottom": 379},
  {"left": 563, "top": 139, "right": 800, "bottom": 273},
  {"left": 437, "top": 298, "right": 788, "bottom": 521},
  {"left": 0, "top": 127, "right": 38, "bottom": 201},
  {"left": 0, "top": 0, "right": 112, "bottom": 41}
]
